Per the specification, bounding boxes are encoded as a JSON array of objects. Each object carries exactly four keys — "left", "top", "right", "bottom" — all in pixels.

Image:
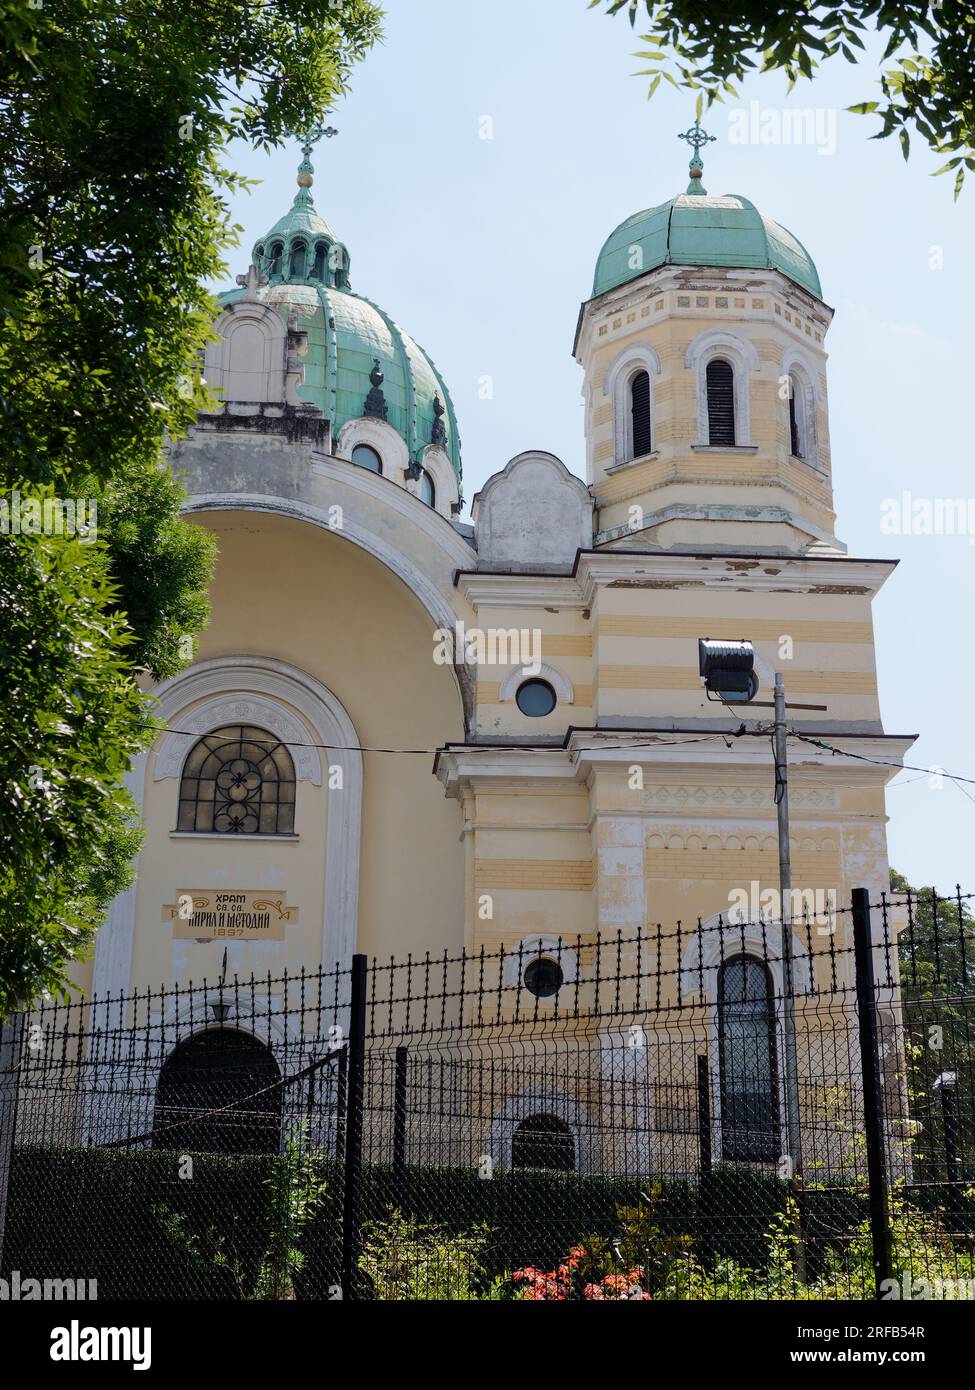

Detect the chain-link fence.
[{"left": 1, "top": 888, "right": 973, "bottom": 1300}]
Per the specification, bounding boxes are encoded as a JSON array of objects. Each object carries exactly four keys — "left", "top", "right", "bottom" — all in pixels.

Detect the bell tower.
[{"left": 575, "top": 126, "right": 838, "bottom": 556}]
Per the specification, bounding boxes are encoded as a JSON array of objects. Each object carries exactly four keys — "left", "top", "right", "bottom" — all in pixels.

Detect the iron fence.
[{"left": 1, "top": 887, "right": 973, "bottom": 1300}]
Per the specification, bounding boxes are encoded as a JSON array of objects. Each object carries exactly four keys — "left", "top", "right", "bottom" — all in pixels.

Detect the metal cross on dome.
[
  {"left": 295, "top": 124, "right": 338, "bottom": 158},
  {"left": 677, "top": 117, "right": 716, "bottom": 167}
]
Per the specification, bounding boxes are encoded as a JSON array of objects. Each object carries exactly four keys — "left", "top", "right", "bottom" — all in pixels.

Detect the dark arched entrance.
[
  {"left": 152, "top": 1028, "right": 282, "bottom": 1154},
  {"left": 511, "top": 1113, "right": 575, "bottom": 1171}
]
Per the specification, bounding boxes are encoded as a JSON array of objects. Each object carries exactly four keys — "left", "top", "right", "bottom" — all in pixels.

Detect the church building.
[{"left": 86, "top": 126, "right": 912, "bottom": 1025}]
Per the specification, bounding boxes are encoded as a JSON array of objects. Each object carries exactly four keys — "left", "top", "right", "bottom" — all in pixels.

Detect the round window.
[
  {"left": 523, "top": 957, "right": 564, "bottom": 999},
  {"left": 515, "top": 679, "right": 556, "bottom": 717}
]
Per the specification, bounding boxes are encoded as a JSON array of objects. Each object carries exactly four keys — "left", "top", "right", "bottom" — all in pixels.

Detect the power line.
[
  {"left": 791, "top": 732, "right": 975, "bottom": 791},
  {"left": 136, "top": 722, "right": 745, "bottom": 758}
]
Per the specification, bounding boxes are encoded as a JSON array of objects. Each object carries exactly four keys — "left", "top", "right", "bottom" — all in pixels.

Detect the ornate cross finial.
[
  {"left": 287, "top": 124, "right": 338, "bottom": 195},
  {"left": 677, "top": 117, "right": 715, "bottom": 196},
  {"left": 297, "top": 124, "right": 339, "bottom": 159}
]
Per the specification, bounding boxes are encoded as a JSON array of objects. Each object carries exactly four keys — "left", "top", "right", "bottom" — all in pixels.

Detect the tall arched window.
[
  {"left": 153, "top": 1029, "right": 281, "bottom": 1154},
  {"left": 718, "top": 956, "right": 778, "bottom": 1161},
  {"left": 511, "top": 1114, "right": 575, "bottom": 1171},
  {"left": 176, "top": 725, "right": 296, "bottom": 835},
  {"left": 630, "top": 369, "right": 652, "bottom": 458},
  {"left": 351, "top": 443, "right": 382, "bottom": 474},
  {"left": 268, "top": 241, "right": 284, "bottom": 280},
  {"left": 788, "top": 374, "right": 803, "bottom": 458},
  {"left": 706, "top": 358, "right": 736, "bottom": 446},
  {"left": 290, "top": 240, "right": 308, "bottom": 279},
  {"left": 418, "top": 468, "right": 435, "bottom": 507}
]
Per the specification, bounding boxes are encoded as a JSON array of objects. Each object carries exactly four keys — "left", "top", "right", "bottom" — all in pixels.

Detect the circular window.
[
  {"left": 515, "top": 679, "right": 556, "bottom": 717},
  {"left": 351, "top": 444, "right": 382, "bottom": 474},
  {"left": 523, "top": 957, "right": 564, "bottom": 999}
]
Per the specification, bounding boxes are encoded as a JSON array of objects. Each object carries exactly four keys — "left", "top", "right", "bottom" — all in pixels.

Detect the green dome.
[
  {"left": 592, "top": 192, "right": 821, "bottom": 300},
  {"left": 218, "top": 158, "right": 461, "bottom": 481}
]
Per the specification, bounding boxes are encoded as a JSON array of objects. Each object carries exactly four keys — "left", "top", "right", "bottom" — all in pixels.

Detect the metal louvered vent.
[
  {"left": 706, "top": 358, "right": 736, "bottom": 446},
  {"left": 630, "top": 370, "right": 652, "bottom": 458},
  {"left": 789, "top": 385, "right": 803, "bottom": 458}
]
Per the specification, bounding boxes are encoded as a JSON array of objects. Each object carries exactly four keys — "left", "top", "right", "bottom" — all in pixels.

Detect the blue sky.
[{"left": 219, "top": 0, "right": 975, "bottom": 894}]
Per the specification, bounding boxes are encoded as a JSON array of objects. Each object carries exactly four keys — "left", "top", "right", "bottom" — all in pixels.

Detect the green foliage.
[
  {"left": 660, "top": 1193, "right": 975, "bottom": 1299},
  {"left": 0, "top": 0, "right": 381, "bottom": 1009},
  {"left": 96, "top": 462, "right": 218, "bottom": 680},
  {"left": 578, "top": 1185, "right": 693, "bottom": 1294},
  {"left": 9, "top": 1144, "right": 975, "bottom": 1299},
  {"left": 358, "top": 1209, "right": 495, "bottom": 1301},
  {"left": 891, "top": 868, "right": 975, "bottom": 1183},
  {"left": 0, "top": 529, "right": 147, "bottom": 1014},
  {"left": 597, "top": 1, "right": 975, "bottom": 197},
  {"left": 154, "top": 1123, "right": 329, "bottom": 1299}
]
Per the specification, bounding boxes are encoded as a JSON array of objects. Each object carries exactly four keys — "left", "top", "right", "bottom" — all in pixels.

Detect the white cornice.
[
  {"left": 457, "top": 550, "right": 897, "bottom": 610},
  {"left": 435, "top": 732, "right": 915, "bottom": 796},
  {"left": 574, "top": 550, "right": 897, "bottom": 605},
  {"left": 455, "top": 572, "right": 587, "bottom": 608},
  {"left": 575, "top": 265, "right": 834, "bottom": 361}
]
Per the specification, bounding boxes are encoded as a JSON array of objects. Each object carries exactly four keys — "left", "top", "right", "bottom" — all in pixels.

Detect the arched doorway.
[
  {"left": 511, "top": 1113, "right": 575, "bottom": 1171},
  {"left": 152, "top": 1029, "right": 282, "bottom": 1154}
]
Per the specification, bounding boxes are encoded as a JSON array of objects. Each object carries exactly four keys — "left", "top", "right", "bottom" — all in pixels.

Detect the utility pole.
[{"left": 774, "top": 674, "right": 804, "bottom": 1252}]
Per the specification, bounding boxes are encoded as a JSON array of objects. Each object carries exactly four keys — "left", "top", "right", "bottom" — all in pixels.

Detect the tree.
[
  {"left": 0, "top": 0, "right": 382, "bottom": 1014},
  {"left": 597, "top": 0, "right": 975, "bottom": 197},
  {"left": 889, "top": 870, "right": 975, "bottom": 1185}
]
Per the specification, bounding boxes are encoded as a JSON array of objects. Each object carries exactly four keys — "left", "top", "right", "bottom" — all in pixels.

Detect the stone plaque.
[{"left": 162, "top": 890, "right": 299, "bottom": 940}]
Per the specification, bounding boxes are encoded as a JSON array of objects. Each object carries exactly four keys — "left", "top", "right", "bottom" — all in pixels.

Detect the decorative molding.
[
  {"left": 601, "top": 342, "right": 662, "bottom": 468},
  {"left": 336, "top": 415, "right": 409, "bottom": 477},
  {"left": 781, "top": 347, "right": 822, "bottom": 470},
  {"left": 500, "top": 936, "right": 580, "bottom": 992},
  {"left": 643, "top": 784, "right": 839, "bottom": 812},
  {"left": 419, "top": 443, "right": 460, "bottom": 516},
  {"left": 498, "top": 662, "right": 574, "bottom": 704},
  {"left": 92, "top": 658, "right": 364, "bottom": 1004},
  {"left": 153, "top": 690, "right": 323, "bottom": 785},
  {"left": 485, "top": 1087, "right": 599, "bottom": 1174}
]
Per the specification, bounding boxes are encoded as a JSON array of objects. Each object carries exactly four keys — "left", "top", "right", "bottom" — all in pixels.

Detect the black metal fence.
[{"left": 1, "top": 887, "right": 973, "bottom": 1301}]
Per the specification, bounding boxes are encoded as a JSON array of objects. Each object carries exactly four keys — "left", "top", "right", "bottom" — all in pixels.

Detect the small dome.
[
  {"left": 220, "top": 149, "right": 462, "bottom": 482},
  {"left": 592, "top": 192, "right": 821, "bottom": 300}
]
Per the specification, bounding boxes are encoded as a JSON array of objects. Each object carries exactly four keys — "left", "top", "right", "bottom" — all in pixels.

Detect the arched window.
[
  {"left": 706, "top": 359, "right": 736, "bottom": 446},
  {"left": 268, "top": 241, "right": 284, "bottom": 280},
  {"left": 512, "top": 1114, "right": 575, "bottom": 1171},
  {"left": 630, "top": 369, "right": 652, "bottom": 458},
  {"left": 351, "top": 443, "right": 382, "bottom": 474},
  {"left": 176, "top": 725, "right": 296, "bottom": 835},
  {"left": 312, "top": 241, "right": 328, "bottom": 281},
  {"left": 718, "top": 955, "right": 778, "bottom": 1161},
  {"left": 788, "top": 376, "right": 803, "bottom": 458},
  {"left": 153, "top": 1029, "right": 281, "bottom": 1154},
  {"left": 418, "top": 469, "right": 435, "bottom": 507},
  {"left": 290, "top": 240, "right": 308, "bottom": 279}
]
